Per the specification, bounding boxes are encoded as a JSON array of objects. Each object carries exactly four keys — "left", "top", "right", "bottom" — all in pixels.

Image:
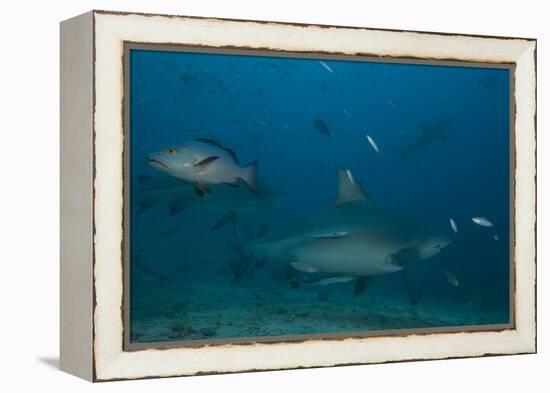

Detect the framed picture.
[{"left": 60, "top": 10, "right": 537, "bottom": 381}]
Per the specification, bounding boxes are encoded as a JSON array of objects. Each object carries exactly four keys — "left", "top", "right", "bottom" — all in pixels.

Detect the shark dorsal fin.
[{"left": 334, "top": 169, "right": 369, "bottom": 207}]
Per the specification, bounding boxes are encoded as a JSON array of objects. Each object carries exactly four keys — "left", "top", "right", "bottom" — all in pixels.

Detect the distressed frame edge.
[
  {"left": 91, "top": 8, "right": 537, "bottom": 42},
  {"left": 59, "top": 11, "right": 95, "bottom": 381},
  {"left": 90, "top": 11, "right": 537, "bottom": 381}
]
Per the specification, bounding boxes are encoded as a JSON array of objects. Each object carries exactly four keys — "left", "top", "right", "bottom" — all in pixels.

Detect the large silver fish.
[
  {"left": 148, "top": 138, "right": 257, "bottom": 197},
  {"left": 222, "top": 169, "right": 451, "bottom": 295},
  {"left": 133, "top": 175, "right": 285, "bottom": 216}
]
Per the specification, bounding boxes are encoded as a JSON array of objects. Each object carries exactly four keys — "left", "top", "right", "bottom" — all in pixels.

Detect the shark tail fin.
[{"left": 211, "top": 211, "right": 255, "bottom": 281}]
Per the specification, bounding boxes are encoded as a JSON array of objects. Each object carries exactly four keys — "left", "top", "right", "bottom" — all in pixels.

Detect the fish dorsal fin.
[
  {"left": 196, "top": 138, "right": 239, "bottom": 163},
  {"left": 334, "top": 169, "right": 369, "bottom": 207}
]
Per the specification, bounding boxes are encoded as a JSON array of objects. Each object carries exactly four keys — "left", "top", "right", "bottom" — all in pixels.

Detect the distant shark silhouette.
[
  {"left": 133, "top": 175, "right": 285, "bottom": 217},
  {"left": 389, "top": 119, "right": 452, "bottom": 161},
  {"left": 215, "top": 169, "right": 451, "bottom": 301}
]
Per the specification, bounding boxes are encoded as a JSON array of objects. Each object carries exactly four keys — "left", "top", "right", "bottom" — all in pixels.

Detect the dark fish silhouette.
[
  {"left": 389, "top": 119, "right": 452, "bottom": 161},
  {"left": 314, "top": 118, "right": 331, "bottom": 136}
]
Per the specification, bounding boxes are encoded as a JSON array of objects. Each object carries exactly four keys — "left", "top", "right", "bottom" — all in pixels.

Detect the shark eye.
[{"left": 166, "top": 147, "right": 177, "bottom": 155}]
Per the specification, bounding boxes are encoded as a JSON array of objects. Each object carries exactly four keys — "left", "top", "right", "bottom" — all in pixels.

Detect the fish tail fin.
[{"left": 241, "top": 161, "right": 258, "bottom": 194}]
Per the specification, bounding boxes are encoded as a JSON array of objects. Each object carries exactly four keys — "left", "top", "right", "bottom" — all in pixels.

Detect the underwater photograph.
[{"left": 126, "top": 46, "right": 512, "bottom": 345}]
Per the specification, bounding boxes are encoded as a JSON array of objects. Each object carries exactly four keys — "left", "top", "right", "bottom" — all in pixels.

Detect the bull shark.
[
  {"left": 220, "top": 169, "right": 451, "bottom": 299},
  {"left": 132, "top": 175, "right": 285, "bottom": 217},
  {"left": 389, "top": 119, "right": 452, "bottom": 161}
]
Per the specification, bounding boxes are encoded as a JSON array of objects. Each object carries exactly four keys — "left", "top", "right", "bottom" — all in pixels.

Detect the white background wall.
[{"left": 0, "top": 0, "right": 545, "bottom": 391}]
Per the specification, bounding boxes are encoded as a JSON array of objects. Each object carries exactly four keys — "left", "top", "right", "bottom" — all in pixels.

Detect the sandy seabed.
[{"left": 129, "top": 264, "right": 507, "bottom": 344}]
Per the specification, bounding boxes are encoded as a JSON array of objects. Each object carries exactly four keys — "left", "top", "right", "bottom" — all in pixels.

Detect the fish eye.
[{"left": 166, "top": 147, "right": 177, "bottom": 155}]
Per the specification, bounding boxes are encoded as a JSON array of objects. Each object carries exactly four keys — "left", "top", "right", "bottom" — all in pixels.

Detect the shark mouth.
[{"left": 147, "top": 158, "right": 169, "bottom": 169}]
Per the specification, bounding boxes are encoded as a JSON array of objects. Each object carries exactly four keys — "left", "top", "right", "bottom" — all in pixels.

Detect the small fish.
[
  {"left": 444, "top": 269, "right": 459, "bottom": 287},
  {"left": 319, "top": 60, "right": 334, "bottom": 74},
  {"left": 255, "top": 120, "right": 269, "bottom": 126},
  {"left": 291, "top": 262, "right": 319, "bottom": 273},
  {"left": 314, "top": 119, "right": 331, "bottom": 136},
  {"left": 472, "top": 217, "right": 493, "bottom": 227},
  {"left": 387, "top": 99, "right": 397, "bottom": 108},
  {"left": 449, "top": 218, "right": 458, "bottom": 233},
  {"left": 343, "top": 109, "right": 351, "bottom": 118},
  {"left": 306, "top": 231, "right": 348, "bottom": 239},
  {"left": 493, "top": 234, "right": 499, "bottom": 241},
  {"left": 313, "top": 276, "right": 354, "bottom": 286},
  {"left": 148, "top": 138, "right": 257, "bottom": 197},
  {"left": 366, "top": 135, "right": 380, "bottom": 153},
  {"left": 283, "top": 123, "right": 290, "bottom": 131}
]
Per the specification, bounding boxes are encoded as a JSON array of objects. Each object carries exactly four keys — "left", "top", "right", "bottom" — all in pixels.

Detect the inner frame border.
[{"left": 121, "top": 42, "right": 517, "bottom": 352}]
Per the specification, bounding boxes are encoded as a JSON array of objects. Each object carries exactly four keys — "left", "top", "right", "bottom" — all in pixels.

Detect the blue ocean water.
[{"left": 128, "top": 48, "right": 510, "bottom": 344}]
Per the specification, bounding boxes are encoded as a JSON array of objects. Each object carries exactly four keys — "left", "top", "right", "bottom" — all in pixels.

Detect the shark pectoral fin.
[
  {"left": 306, "top": 231, "right": 348, "bottom": 239},
  {"left": 284, "top": 264, "right": 299, "bottom": 281},
  {"left": 353, "top": 277, "right": 372, "bottom": 297},
  {"left": 193, "top": 182, "right": 210, "bottom": 197},
  {"left": 168, "top": 199, "right": 190, "bottom": 216},
  {"left": 334, "top": 169, "right": 369, "bottom": 207},
  {"left": 290, "top": 262, "right": 319, "bottom": 273},
  {"left": 194, "top": 155, "right": 220, "bottom": 168},
  {"left": 137, "top": 202, "right": 154, "bottom": 214}
]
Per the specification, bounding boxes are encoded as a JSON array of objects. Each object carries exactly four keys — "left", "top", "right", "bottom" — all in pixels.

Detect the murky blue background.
[{"left": 129, "top": 48, "right": 510, "bottom": 343}]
